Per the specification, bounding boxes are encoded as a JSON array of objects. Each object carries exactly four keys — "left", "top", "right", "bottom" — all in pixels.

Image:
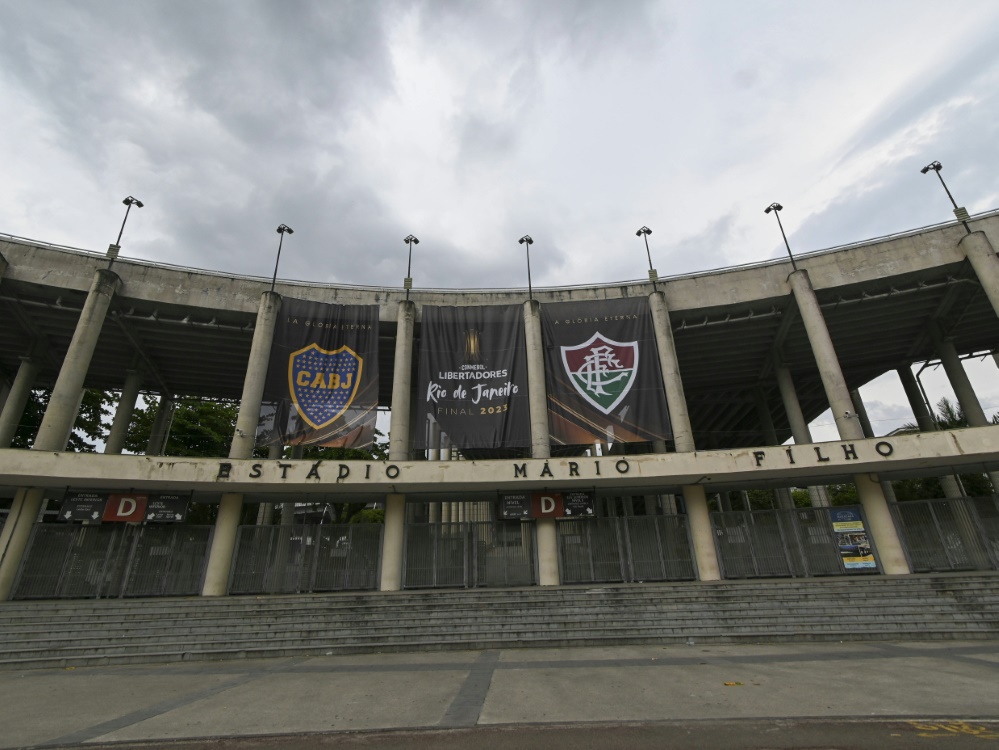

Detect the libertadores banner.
[
  {"left": 541, "top": 298, "right": 672, "bottom": 445},
  {"left": 414, "top": 305, "right": 531, "bottom": 450},
  {"left": 257, "top": 299, "right": 378, "bottom": 449}
]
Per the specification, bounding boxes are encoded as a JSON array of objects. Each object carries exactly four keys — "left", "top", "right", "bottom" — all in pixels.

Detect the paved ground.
[{"left": 1, "top": 641, "right": 998, "bottom": 749}]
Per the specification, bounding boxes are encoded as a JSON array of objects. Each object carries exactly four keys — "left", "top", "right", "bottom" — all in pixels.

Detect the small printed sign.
[
  {"left": 563, "top": 490, "right": 595, "bottom": 517},
  {"left": 830, "top": 508, "right": 876, "bottom": 570},
  {"left": 499, "top": 493, "right": 531, "bottom": 519},
  {"left": 60, "top": 492, "right": 108, "bottom": 522},
  {"left": 145, "top": 494, "right": 190, "bottom": 523}
]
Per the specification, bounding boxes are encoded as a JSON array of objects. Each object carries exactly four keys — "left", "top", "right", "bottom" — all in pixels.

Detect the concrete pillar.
[
  {"left": 524, "top": 299, "right": 559, "bottom": 585},
  {"left": 850, "top": 389, "right": 898, "bottom": 504},
  {"left": 754, "top": 388, "right": 795, "bottom": 510},
  {"left": 104, "top": 369, "right": 142, "bottom": 454},
  {"left": 932, "top": 330, "right": 999, "bottom": 492},
  {"left": 897, "top": 366, "right": 964, "bottom": 499},
  {"left": 380, "top": 300, "right": 415, "bottom": 592},
  {"left": 256, "top": 444, "right": 283, "bottom": 525},
  {"left": 774, "top": 365, "right": 830, "bottom": 507},
  {"left": 0, "top": 380, "right": 9, "bottom": 416},
  {"left": 0, "top": 357, "right": 40, "bottom": 447},
  {"left": 145, "top": 397, "right": 176, "bottom": 456},
  {"left": 649, "top": 291, "right": 720, "bottom": 580},
  {"left": 789, "top": 270, "right": 908, "bottom": 574},
  {"left": 0, "top": 268, "right": 121, "bottom": 600},
  {"left": 429, "top": 422, "right": 441, "bottom": 461},
  {"left": 201, "top": 291, "right": 281, "bottom": 597},
  {"left": 960, "top": 232, "right": 999, "bottom": 319}
]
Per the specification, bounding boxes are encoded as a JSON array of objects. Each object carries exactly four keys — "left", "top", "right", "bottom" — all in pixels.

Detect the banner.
[
  {"left": 414, "top": 305, "right": 530, "bottom": 450},
  {"left": 541, "top": 298, "right": 671, "bottom": 445},
  {"left": 829, "top": 507, "right": 877, "bottom": 571},
  {"left": 257, "top": 299, "right": 379, "bottom": 449}
]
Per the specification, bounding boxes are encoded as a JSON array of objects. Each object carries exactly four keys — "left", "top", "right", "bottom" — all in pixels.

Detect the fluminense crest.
[
  {"left": 288, "top": 343, "right": 363, "bottom": 430},
  {"left": 560, "top": 332, "right": 638, "bottom": 415}
]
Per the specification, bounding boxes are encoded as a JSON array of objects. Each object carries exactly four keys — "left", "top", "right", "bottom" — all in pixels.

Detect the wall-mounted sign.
[
  {"left": 563, "top": 490, "right": 595, "bottom": 517},
  {"left": 60, "top": 492, "right": 108, "bottom": 522},
  {"left": 145, "top": 494, "right": 190, "bottom": 523},
  {"left": 499, "top": 493, "right": 531, "bottom": 519},
  {"left": 103, "top": 494, "right": 148, "bottom": 523},
  {"left": 532, "top": 492, "right": 564, "bottom": 518}
]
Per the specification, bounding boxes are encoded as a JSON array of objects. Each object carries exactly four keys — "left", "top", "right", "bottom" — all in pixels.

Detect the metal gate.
[
  {"left": 891, "top": 497, "right": 999, "bottom": 572},
  {"left": 404, "top": 521, "right": 537, "bottom": 589},
  {"left": 711, "top": 508, "right": 853, "bottom": 578},
  {"left": 229, "top": 523, "right": 382, "bottom": 594},
  {"left": 557, "top": 516, "right": 696, "bottom": 584},
  {"left": 12, "top": 524, "right": 212, "bottom": 599}
]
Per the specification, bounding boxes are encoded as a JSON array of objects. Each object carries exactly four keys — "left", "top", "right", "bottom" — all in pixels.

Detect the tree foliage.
[{"left": 11, "top": 388, "right": 113, "bottom": 452}]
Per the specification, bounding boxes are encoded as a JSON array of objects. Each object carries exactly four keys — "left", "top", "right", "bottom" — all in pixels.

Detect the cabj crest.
[{"left": 288, "top": 343, "right": 363, "bottom": 430}]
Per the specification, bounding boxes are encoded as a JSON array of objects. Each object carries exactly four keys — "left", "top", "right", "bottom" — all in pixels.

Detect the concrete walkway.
[{"left": 2, "top": 641, "right": 998, "bottom": 749}]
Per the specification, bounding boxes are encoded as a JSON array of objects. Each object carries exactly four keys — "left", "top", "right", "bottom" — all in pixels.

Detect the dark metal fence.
[
  {"left": 557, "top": 516, "right": 696, "bottom": 584},
  {"left": 13, "top": 524, "right": 212, "bottom": 599},
  {"left": 891, "top": 497, "right": 999, "bottom": 572},
  {"left": 229, "top": 524, "right": 382, "bottom": 594},
  {"left": 404, "top": 521, "right": 537, "bottom": 589},
  {"left": 711, "top": 508, "right": 853, "bottom": 578}
]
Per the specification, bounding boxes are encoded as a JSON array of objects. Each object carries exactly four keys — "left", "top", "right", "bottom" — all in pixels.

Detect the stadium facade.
[{"left": 1, "top": 212, "right": 999, "bottom": 600}]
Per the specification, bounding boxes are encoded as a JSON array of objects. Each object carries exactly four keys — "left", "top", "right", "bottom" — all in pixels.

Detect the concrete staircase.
[{"left": 1, "top": 573, "right": 997, "bottom": 670}]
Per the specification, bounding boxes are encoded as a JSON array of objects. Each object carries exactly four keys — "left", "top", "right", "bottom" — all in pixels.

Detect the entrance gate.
[
  {"left": 711, "top": 508, "right": 854, "bottom": 578},
  {"left": 404, "top": 521, "right": 537, "bottom": 588},
  {"left": 556, "top": 516, "right": 696, "bottom": 584},
  {"left": 13, "top": 524, "right": 212, "bottom": 599},
  {"left": 891, "top": 497, "right": 999, "bottom": 572},
  {"left": 228, "top": 524, "right": 382, "bottom": 594}
]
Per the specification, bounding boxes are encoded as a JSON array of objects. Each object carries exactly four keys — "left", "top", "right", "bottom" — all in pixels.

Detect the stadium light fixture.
[
  {"left": 920, "top": 161, "right": 971, "bottom": 233},
  {"left": 764, "top": 202, "right": 797, "bottom": 271},
  {"left": 270, "top": 224, "right": 294, "bottom": 293},
  {"left": 108, "top": 196, "right": 144, "bottom": 267},
  {"left": 403, "top": 234, "right": 419, "bottom": 301},
  {"left": 635, "top": 226, "right": 658, "bottom": 290},
  {"left": 519, "top": 235, "right": 535, "bottom": 300}
]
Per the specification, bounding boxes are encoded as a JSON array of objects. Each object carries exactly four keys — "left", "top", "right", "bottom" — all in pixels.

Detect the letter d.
[
  {"left": 118, "top": 497, "right": 136, "bottom": 516},
  {"left": 541, "top": 496, "right": 555, "bottom": 513}
]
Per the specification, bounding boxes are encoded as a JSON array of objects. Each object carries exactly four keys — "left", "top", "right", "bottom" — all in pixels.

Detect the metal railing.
[
  {"left": 711, "top": 508, "right": 856, "bottom": 579},
  {"left": 404, "top": 521, "right": 537, "bottom": 589},
  {"left": 228, "top": 524, "right": 382, "bottom": 595},
  {"left": 13, "top": 524, "right": 212, "bottom": 599},
  {"left": 891, "top": 497, "right": 999, "bottom": 572},
  {"left": 557, "top": 516, "right": 696, "bottom": 584}
]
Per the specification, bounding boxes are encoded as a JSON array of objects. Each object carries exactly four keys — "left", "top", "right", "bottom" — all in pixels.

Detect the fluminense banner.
[
  {"left": 541, "top": 298, "right": 672, "bottom": 445},
  {"left": 257, "top": 299, "right": 379, "bottom": 449},
  {"left": 414, "top": 305, "right": 531, "bottom": 450}
]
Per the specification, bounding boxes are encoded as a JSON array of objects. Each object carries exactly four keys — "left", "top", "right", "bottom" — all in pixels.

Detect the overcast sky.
[{"left": 1, "top": 0, "right": 998, "bottom": 436}]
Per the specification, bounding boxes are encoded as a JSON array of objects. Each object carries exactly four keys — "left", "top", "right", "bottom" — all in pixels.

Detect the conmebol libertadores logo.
[{"left": 560, "top": 332, "right": 638, "bottom": 415}]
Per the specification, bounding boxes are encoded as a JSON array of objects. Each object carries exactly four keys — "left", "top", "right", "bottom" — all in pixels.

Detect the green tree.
[{"left": 11, "top": 388, "right": 112, "bottom": 452}]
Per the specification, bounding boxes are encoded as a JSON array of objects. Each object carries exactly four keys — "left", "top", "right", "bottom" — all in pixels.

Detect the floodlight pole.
[
  {"left": 921, "top": 161, "right": 971, "bottom": 234},
  {"left": 271, "top": 224, "right": 294, "bottom": 293},
  {"left": 109, "top": 196, "right": 143, "bottom": 268},
  {"left": 765, "top": 203, "right": 797, "bottom": 271},
  {"left": 636, "top": 226, "right": 658, "bottom": 290},
  {"left": 519, "top": 235, "right": 534, "bottom": 300},
  {"left": 404, "top": 234, "right": 419, "bottom": 301}
]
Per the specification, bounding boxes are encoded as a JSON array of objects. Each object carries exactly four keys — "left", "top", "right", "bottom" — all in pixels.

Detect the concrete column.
[
  {"left": 256, "top": 444, "right": 283, "bottom": 525},
  {"left": 774, "top": 365, "right": 830, "bottom": 508},
  {"left": 0, "top": 357, "right": 40, "bottom": 447},
  {"left": 429, "top": 422, "right": 441, "bottom": 461},
  {"left": 960, "top": 232, "right": 999, "bottom": 319},
  {"left": 59, "top": 387, "right": 86, "bottom": 452},
  {"left": 897, "top": 366, "right": 963, "bottom": 498},
  {"left": 789, "top": 270, "right": 908, "bottom": 574},
  {"left": 201, "top": 291, "right": 281, "bottom": 597},
  {"left": 104, "top": 369, "right": 142, "bottom": 454},
  {"left": 380, "top": 300, "right": 415, "bottom": 592},
  {"left": 524, "top": 299, "right": 559, "bottom": 585},
  {"left": 145, "top": 397, "right": 176, "bottom": 456},
  {"left": 932, "top": 330, "right": 999, "bottom": 492},
  {"left": 0, "top": 268, "right": 121, "bottom": 600},
  {"left": 754, "top": 388, "right": 794, "bottom": 510},
  {"left": 850, "top": 389, "right": 898, "bottom": 504},
  {"left": 649, "top": 291, "right": 720, "bottom": 580},
  {"left": 0, "top": 380, "right": 9, "bottom": 416}
]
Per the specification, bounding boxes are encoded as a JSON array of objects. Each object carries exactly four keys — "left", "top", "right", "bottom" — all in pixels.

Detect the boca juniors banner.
[
  {"left": 414, "top": 305, "right": 531, "bottom": 450},
  {"left": 257, "top": 298, "right": 379, "bottom": 449},
  {"left": 541, "top": 298, "right": 672, "bottom": 445}
]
